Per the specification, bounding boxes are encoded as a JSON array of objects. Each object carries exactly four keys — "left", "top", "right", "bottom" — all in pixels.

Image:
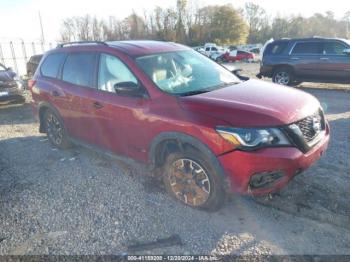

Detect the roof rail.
[{"left": 56, "top": 41, "right": 108, "bottom": 48}]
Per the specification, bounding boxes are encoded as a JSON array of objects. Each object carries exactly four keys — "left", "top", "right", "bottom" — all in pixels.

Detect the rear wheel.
[
  {"left": 272, "top": 67, "right": 294, "bottom": 86},
  {"left": 44, "top": 109, "right": 71, "bottom": 149},
  {"left": 215, "top": 56, "right": 224, "bottom": 63},
  {"left": 162, "top": 148, "right": 225, "bottom": 211}
]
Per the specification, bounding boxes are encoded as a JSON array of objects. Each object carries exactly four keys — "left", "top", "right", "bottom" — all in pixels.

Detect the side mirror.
[
  {"left": 343, "top": 48, "right": 350, "bottom": 56},
  {"left": 232, "top": 69, "right": 249, "bottom": 81},
  {"left": 114, "top": 81, "right": 145, "bottom": 97}
]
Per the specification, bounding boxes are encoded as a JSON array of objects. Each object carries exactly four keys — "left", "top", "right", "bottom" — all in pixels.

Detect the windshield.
[{"left": 135, "top": 50, "right": 240, "bottom": 96}]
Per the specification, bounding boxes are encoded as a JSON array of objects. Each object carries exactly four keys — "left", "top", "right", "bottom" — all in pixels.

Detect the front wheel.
[
  {"left": 162, "top": 148, "right": 225, "bottom": 211},
  {"left": 272, "top": 68, "right": 294, "bottom": 86}
]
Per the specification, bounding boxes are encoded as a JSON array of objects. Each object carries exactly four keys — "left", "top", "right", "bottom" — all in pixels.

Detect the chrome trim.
[{"left": 307, "top": 130, "right": 326, "bottom": 148}]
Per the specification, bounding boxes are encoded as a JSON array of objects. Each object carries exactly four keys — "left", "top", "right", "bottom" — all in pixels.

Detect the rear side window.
[
  {"left": 40, "top": 53, "right": 66, "bottom": 78},
  {"left": 62, "top": 53, "right": 97, "bottom": 88},
  {"left": 291, "top": 42, "right": 323, "bottom": 54},
  {"left": 264, "top": 42, "right": 288, "bottom": 55},
  {"left": 324, "top": 41, "right": 348, "bottom": 55}
]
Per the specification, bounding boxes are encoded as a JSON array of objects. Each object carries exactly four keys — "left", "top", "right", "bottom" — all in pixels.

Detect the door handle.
[
  {"left": 291, "top": 57, "right": 300, "bottom": 60},
  {"left": 320, "top": 57, "right": 329, "bottom": 60},
  {"left": 51, "top": 90, "right": 60, "bottom": 97},
  {"left": 93, "top": 101, "right": 104, "bottom": 109}
]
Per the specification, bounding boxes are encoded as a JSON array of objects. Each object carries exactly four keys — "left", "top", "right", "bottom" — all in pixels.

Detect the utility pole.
[{"left": 39, "top": 11, "right": 45, "bottom": 44}]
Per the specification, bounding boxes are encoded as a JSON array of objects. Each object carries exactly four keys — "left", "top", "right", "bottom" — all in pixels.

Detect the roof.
[
  {"left": 273, "top": 37, "right": 347, "bottom": 43},
  {"left": 106, "top": 40, "right": 190, "bottom": 56}
]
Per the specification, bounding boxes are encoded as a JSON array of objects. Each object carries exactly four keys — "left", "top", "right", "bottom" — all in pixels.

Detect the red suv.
[{"left": 29, "top": 41, "right": 330, "bottom": 210}]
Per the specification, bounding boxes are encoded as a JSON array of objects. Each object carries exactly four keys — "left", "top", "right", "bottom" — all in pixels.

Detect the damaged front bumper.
[{"left": 218, "top": 126, "right": 330, "bottom": 195}]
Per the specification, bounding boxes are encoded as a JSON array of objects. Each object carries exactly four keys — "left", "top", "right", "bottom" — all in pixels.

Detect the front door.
[
  {"left": 79, "top": 53, "right": 150, "bottom": 160},
  {"left": 320, "top": 41, "right": 350, "bottom": 81}
]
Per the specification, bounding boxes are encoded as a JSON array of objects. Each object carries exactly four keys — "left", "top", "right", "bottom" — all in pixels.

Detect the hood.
[
  {"left": 0, "top": 70, "right": 16, "bottom": 82},
  {"left": 179, "top": 79, "right": 320, "bottom": 127}
]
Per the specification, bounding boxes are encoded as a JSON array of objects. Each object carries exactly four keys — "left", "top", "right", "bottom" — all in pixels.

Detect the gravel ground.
[{"left": 1, "top": 77, "right": 350, "bottom": 255}]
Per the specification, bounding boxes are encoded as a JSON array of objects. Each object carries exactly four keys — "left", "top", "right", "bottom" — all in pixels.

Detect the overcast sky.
[{"left": 0, "top": 0, "right": 348, "bottom": 42}]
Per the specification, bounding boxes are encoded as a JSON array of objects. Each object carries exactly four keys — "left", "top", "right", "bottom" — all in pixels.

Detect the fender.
[{"left": 148, "top": 131, "right": 228, "bottom": 186}]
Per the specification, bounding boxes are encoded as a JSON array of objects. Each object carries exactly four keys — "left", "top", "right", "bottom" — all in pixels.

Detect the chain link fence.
[{"left": 0, "top": 41, "right": 56, "bottom": 77}]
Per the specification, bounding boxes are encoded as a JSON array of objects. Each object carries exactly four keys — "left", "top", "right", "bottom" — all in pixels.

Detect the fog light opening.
[{"left": 249, "top": 170, "right": 285, "bottom": 189}]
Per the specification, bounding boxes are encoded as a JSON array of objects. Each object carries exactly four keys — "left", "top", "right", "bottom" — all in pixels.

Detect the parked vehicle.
[
  {"left": 204, "top": 44, "right": 226, "bottom": 58},
  {"left": 0, "top": 63, "right": 25, "bottom": 104},
  {"left": 29, "top": 40, "right": 330, "bottom": 210},
  {"left": 222, "top": 50, "right": 255, "bottom": 62},
  {"left": 26, "top": 54, "right": 43, "bottom": 77},
  {"left": 258, "top": 37, "right": 350, "bottom": 86}
]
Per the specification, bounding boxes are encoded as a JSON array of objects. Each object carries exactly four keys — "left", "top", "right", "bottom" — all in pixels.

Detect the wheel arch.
[
  {"left": 148, "top": 132, "right": 229, "bottom": 189},
  {"left": 272, "top": 64, "right": 295, "bottom": 75},
  {"left": 37, "top": 101, "right": 64, "bottom": 133}
]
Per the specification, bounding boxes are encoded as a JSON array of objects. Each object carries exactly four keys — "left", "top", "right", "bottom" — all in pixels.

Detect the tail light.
[{"left": 27, "top": 79, "right": 36, "bottom": 90}]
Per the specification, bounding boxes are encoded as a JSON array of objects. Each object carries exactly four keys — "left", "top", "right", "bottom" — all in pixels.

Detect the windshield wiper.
[
  {"left": 179, "top": 89, "right": 211, "bottom": 96},
  {"left": 179, "top": 82, "right": 240, "bottom": 97},
  {"left": 216, "top": 81, "right": 241, "bottom": 88}
]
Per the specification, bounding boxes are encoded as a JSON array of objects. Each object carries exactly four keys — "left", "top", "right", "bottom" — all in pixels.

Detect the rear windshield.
[{"left": 264, "top": 42, "right": 288, "bottom": 55}]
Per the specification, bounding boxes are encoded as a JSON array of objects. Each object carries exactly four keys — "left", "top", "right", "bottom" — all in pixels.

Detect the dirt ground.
[{"left": 0, "top": 70, "right": 350, "bottom": 255}]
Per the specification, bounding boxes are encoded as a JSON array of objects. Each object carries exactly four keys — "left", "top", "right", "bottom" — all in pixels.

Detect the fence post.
[
  {"left": 9, "top": 41, "right": 18, "bottom": 74},
  {"left": 22, "top": 41, "right": 28, "bottom": 76},
  {"left": 32, "top": 42, "right": 36, "bottom": 55},
  {"left": 0, "top": 43, "right": 4, "bottom": 65},
  {"left": 22, "top": 41, "right": 28, "bottom": 63}
]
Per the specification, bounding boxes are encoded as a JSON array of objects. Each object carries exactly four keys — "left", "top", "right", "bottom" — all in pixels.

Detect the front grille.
[{"left": 295, "top": 110, "right": 325, "bottom": 143}]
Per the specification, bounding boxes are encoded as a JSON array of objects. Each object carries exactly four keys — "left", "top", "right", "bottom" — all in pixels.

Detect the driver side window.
[{"left": 98, "top": 54, "right": 138, "bottom": 93}]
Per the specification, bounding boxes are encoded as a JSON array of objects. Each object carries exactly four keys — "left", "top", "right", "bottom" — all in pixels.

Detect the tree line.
[{"left": 59, "top": 1, "right": 350, "bottom": 45}]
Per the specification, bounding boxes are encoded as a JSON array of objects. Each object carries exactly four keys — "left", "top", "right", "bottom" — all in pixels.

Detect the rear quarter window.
[
  {"left": 264, "top": 42, "right": 288, "bottom": 55},
  {"left": 40, "top": 53, "right": 66, "bottom": 78}
]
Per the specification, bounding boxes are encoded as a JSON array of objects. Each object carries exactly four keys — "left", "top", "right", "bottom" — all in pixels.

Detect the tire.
[
  {"left": 272, "top": 67, "right": 294, "bottom": 86},
  {"left": 44, "top": 109, "right": 71, "bottom": 149},
  {"left": 162, "top": 147, "right": 225, "bottom": 211},
  {"left": 216, "top": 57, "right": 223, "bottom": 63}
]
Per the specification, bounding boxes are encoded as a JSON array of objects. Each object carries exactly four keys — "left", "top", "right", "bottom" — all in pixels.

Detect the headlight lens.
[{"left": 216, "top": 126, "right": 291, "bottom": 150}]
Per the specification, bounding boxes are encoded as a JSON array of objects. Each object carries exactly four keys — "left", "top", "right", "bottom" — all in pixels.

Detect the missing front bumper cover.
[{"left": 249, "top": 170, "right": 285, "bottom": 190}]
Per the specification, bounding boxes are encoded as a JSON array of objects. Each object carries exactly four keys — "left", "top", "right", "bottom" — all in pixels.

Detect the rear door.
[
  {"left": 289, "top": 41, "right": 324, "bottom": 78},
  {"left": 320, "top": 40, "right": 350, "bottom": 81},
  {"left": 60, "top": 51, "right": 99, "bottom": 142}
]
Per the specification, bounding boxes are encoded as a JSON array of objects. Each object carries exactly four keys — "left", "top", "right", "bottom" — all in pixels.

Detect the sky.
[{"left": 0, "top": 0, "right": 348, "bottom": 43}]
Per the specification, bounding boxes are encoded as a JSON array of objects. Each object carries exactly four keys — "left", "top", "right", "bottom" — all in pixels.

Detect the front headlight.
[{"left": 216, "top": 126, "right": 291, "bottom": 150}]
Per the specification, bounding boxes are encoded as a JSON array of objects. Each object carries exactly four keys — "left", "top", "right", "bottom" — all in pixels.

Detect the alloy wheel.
[
  {"left": 46, "top": 113, "right": 63, "bottom": 146},
  {"left": 168, "top": 158, "right": 211, "bottom": 207},
  {"left": 274, "top": 71, "right": 290, "bottom": 85}
]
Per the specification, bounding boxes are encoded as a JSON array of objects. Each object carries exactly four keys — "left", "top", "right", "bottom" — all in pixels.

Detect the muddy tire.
[
  {"left": 162, "top": 148, "right": 225, "bottom": 211},
  {"left": 44, "top": 109, "right": 71, "bottom": 149}
]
